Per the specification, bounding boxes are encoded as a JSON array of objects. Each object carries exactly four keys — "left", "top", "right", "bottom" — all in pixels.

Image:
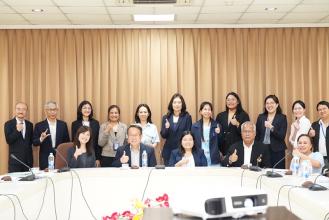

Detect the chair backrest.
[{"left": 55, "top": 142, "right": 73, "bottom": 169}]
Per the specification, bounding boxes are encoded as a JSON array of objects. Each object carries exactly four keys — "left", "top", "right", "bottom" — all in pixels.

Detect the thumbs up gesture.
[
  {"left": 229, "top": 149, "right": 238, "bottom": 164},
  {"left": 165, "top": 118, "right": 170, "bottom": 129},
  {"left": 215, "top": 123, "right": 221, "bottom": 134},
  {"left": 120, "top": 150, "right": 129, "bottom": 164},
  {"left": 308, "top": 127, "right": 316, "bottom": 137}
]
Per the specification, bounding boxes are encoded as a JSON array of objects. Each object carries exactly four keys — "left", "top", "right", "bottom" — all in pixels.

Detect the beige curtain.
[{"left": 1, "top": 28, "right": 328, "bottom": 174}]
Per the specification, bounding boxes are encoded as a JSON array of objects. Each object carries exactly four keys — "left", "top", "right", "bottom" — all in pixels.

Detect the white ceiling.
[{"left": 0, "top": 0, "right": 329, "bottom": 28}]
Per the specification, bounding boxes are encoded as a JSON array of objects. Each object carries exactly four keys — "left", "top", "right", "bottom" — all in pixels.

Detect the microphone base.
[
  {"left": 249, "top": 166, "right": 262, "bottom": 172},
  {"left": 19, "top": 174, "right": 35, "bottom": 181},
  {"left": 266, "top": 171, "right": 283, "bottom": 178},
  {"left": 58, "top": 167, "right": 70, "bottom": 173}
]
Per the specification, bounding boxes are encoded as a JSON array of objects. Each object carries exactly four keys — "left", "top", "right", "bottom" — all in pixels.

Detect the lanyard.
[{"left": 320, "top": 123, "right": 327, "bottom": 138}]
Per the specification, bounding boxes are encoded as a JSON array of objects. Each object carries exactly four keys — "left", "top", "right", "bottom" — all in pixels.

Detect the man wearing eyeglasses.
[
  {"left": 4, "top": 102, "right": 34, "bottom": 172},
  {"left": 33, "top": 101, "right": 70, "bottom": 170}
]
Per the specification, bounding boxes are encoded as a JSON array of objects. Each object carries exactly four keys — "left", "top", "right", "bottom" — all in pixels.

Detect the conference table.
[{"left": 0, "top": 167, "right": 328, "bottom": 220}]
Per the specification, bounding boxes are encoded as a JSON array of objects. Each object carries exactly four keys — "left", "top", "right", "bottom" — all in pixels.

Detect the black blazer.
[
  {"left": 191, "top": 119, "right": 221, "bottom": 165},
  {"left": 222, "top": 141, "right": 271, "bottom": 168},
  {"left": 71, "top": 119, "right": 101, "bottom": 160},
  {"left": 67, "top": 146, "right": 96, "bottom": 168},
  {"left": 33, "top": 119, "right": 70, "bottom": 170},
  {"left": 311, "top": 120, "right": 329, "bottom": 155},
  {"left": 215, "top": 110, "right": 250, "bottom": 155},
  {"left": 160, "top": 113, "right": 192, "bottom": 162},
  {"left": 168, "top": 148, "right": 207, "bottom": 167},
  {"left": 112, "top": 143, "right": 157, "bottom": 167},
  {"left": 255, "top": 113, "right": 287, "bottom": 152},
  {"left": 4, "top": 118, "right": 34, "bottom": 171}
]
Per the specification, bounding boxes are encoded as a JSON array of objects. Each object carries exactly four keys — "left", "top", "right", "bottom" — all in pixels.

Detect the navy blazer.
[
  {"left": 160, "top": 113, "right": 192, "bottom": 162},
  {"left": 222, "top": 141, "right": 271, "bottom": 168},
  {"left": 168, "top": 148, "right": 207, "bottom": 167},
  {"left": 112, "top": 143, "right": 157, "bottom": 167},
  {"left": 215, "top": 110, "right": 250, "bottom": 155},
  {"left": 311, "top": 120, "right": 329, "bottom": 155},
  {"left": 4, "top": 118, "right": 34, "bottom": 172},
  {"left": 33, "top": 119, "right": 70, "bottom": 170},
  {"left": 71, "top": 119, "right": 101, "bottom": 160},
  {"left": 255, "top": 113, "right": 287, "bottom": 152},
  {"left": 191, "top": 119, "right": 221, "bottom": 165}
]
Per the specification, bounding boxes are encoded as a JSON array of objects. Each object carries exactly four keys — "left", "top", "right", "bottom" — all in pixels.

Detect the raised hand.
[
  {"left": 308, "top": 127, "right": 316, "bottom": 137},
  {"left": 165, "top": 118, "right": 170, "bottom": 129},
  {"left": 16, "top": 121, "right": 24, "bottom": 132},
  {"left": 229, "top": 149, "right": 238, "bottom": 163},
  {"left": 40, "top": 129, "right": 51, "bottom": 142},
  {"left": 230, "top": 116, "right": 239, "bottom": 127},
  {"left": 264, "top": 120, "right": 272, "bottom": 129},
  {"left": 215, "top": 123, "right": 221, "bottom": 134},
  {"left": 120, "top": 150, "right": 129, "bottom": 164}
]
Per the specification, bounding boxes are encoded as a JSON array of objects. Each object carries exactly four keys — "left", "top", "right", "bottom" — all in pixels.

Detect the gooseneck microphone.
[
  {"left": 54, "top": 149, "right": 70, "bottom": 173},
  {"left": 10, "top": 154, "right": 35, "bottom": 181},
  {"left": 266, "top": 151, "right": 291, "bottom": 178}
]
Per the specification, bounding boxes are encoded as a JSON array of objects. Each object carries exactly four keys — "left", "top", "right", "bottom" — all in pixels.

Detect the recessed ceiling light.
[
  {"left": 133, "top": 14, "right": 175, "bottom": 22},
  {"left": 264, "top": 7, "right": 277, "bottom": 11},
  {"left": 32, "top": 9, "right": 44, "bottom": 13}
]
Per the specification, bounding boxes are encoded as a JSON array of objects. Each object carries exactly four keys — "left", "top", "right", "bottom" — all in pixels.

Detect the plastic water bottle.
[
  {"left": 301, "top": 160, "right": 312, "bottom": 180},
  {"left": 291, "top": 156, "right": 300, "bottom": 176},
  {"left": 48, "top": 153, "right": 55, "bottom": 170},
  {"left": 142, "top": 150, "right": 148, "bottom": 167}
]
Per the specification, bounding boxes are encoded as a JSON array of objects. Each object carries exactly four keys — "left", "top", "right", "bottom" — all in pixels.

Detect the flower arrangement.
[{"left": 103, "top": 193, "right": 169, "bottom": 220}]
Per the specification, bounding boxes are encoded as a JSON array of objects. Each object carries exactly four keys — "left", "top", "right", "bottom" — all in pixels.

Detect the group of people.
[{"left": 4, "top": 92, "right": 329, "bottom": 174}]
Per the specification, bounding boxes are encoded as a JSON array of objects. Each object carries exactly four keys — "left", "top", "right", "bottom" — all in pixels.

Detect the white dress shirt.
[
  {"left": 47, "top": 119, "right": 57, "bottom": 148},
  {"left": 319, "top": 120, "right": 328, "bottom": 156},
  {"left": 243, "top": 142, "right": 254, "bottom": 165},
  {"left": 16, "top": 117, "right": 25, "bottom": 138}
]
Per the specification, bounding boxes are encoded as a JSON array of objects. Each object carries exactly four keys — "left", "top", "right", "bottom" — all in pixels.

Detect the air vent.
[{"left": 134, "top": 0, "right": 176, "bottom": 4}]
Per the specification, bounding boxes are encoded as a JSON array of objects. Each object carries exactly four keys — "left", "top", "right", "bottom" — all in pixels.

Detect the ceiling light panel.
[{"left": 2, "top": 0, "right": 54, "bottom": 6}]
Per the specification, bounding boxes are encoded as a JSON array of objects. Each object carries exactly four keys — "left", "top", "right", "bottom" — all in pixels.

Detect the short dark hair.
[
  {"left": 127, "top": 124, "right": 143, "bottom": 136},
  {"left": 134, "top": 103, "right": 152, "bottom": 123},
  {"left": 263, "top": 94, "right": 283, "bottom": 114},
  {"left": 292, "top": 100, "right": 306, "bottom": 111},
  {"left": 77, "top": 100, "right": 94, "bottom": 121},
  {"left": 225, "top": 92, "right": 245, "bottom": 114},
  {"left": 179, "top": 131, "right": 196, "bottom": 154},
  {"left": 166, "top": 93, "right": 187, "bottom": 117},
  {"left": 73, "top": 126, "right": 94, "bottom": 155},
  {"left": 296, "top": 134, "right": 312, "bottom": 147},
  {"left": 316, "top": 101, "right": 329, "bottom": 111},
  {"left": 107, "top": 105, "right": 121, "bottom": 121}
]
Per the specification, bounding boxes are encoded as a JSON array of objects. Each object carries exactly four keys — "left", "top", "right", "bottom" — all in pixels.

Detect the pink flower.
[{"left": 162, "top": 194, "right": 169, "bottom": 201}]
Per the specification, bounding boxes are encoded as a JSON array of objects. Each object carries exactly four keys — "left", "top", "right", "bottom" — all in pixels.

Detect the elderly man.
[
  {"left": 112, "top": 124, "right": 156, "bottom": 167},
  {"left": 4, "top": 102, "right": 33, "bottom": 172},
  {"left": 33, "top": 101, "right": 70, "bottom": 170},
  {"left": 222, "top": 121, "right": 271, "bottom": 168}
]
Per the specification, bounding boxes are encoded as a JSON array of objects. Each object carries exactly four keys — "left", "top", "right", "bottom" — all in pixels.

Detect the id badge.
[{"left": 114, "top": 143, "right": 119, "bottom": 150}]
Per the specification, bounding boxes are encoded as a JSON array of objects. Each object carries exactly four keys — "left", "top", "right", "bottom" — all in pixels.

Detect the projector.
[{"left": 175, "top": 189, "right": 267, "bottom": 219}]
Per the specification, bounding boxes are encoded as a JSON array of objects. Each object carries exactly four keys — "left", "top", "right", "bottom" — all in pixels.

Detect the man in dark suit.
[
  {"left": 33, "top": 101, "right": 70, "bottom": 170},
  {"left": 222, "top": 121, "right": 270, "bottom": 168},
  {"left": 309, "top": 101, "right": 329, "bottom": 166},
  {"left": 113, "top": 124, "right": 156, "bottom": 167},
  {"left": 4, "top": 102, "right": 33, "bottom": 172}
]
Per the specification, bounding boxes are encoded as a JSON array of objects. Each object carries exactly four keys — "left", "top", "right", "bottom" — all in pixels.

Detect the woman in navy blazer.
[
  {"left": 71, "top": 101, "right": 100, "bottom": 167},
  {"left": 256, "top": 95, "right": 287, "bottom": 169},
  {"left": 168, "top": 131, "right": 207, "bottom": 167},
  {"left": 161, "top": 93, "right": 192, "bottom": 165},
  {"left": 191, "top": 101, "right": 221, "bottom": 166}
]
